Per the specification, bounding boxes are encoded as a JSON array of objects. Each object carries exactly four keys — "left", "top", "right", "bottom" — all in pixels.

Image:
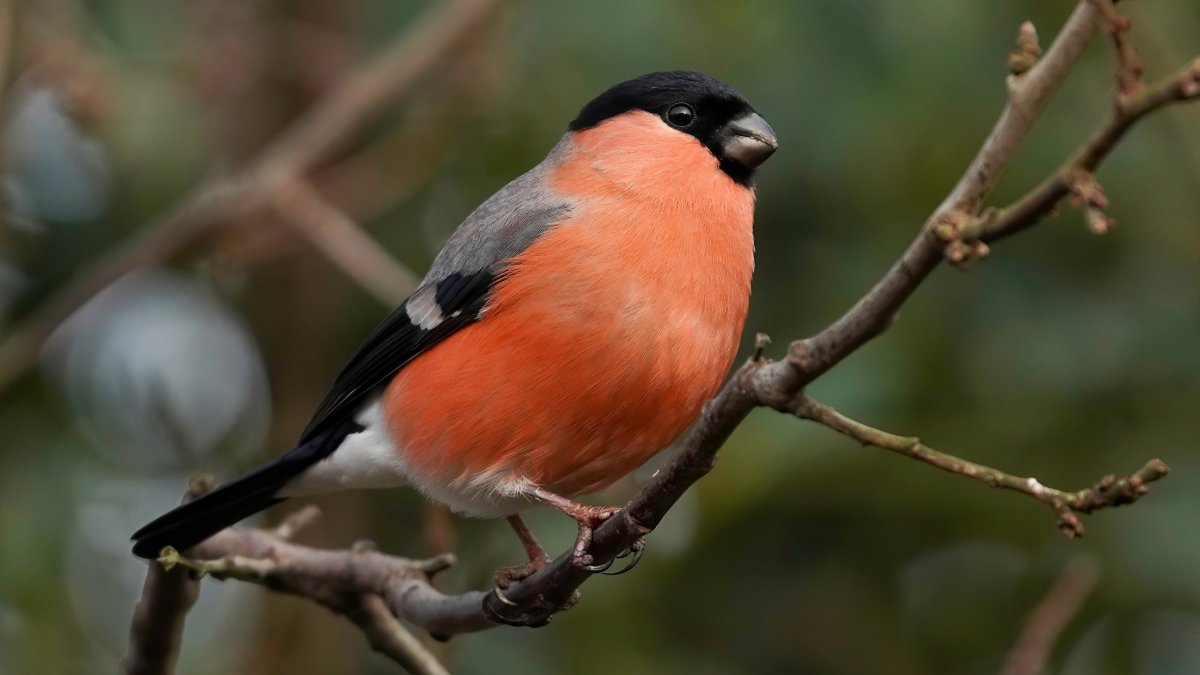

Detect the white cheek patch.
[{"left": 405, "top": 286, "right": 444, "bottom": 330}]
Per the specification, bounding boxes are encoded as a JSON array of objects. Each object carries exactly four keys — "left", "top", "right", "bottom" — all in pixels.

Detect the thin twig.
[
  {"left": 1091, "top": 0, "right": 1145, "bottom": 104},
  {"left": 272, "top": 504, "right": 323, "bottom": 541},
  {"left": 999, "top": 558, "right": 1101, "bottom": 675},
  {"left": 977, "top": 59, "right": 1200, "bottom": 242},
  {"left": 792, "top": 396, "right": 1168, "bottom": 537}
]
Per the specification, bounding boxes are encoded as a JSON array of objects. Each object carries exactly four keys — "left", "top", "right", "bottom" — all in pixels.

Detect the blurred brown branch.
[
  {"left": 0, "top": 0, "right": 504, "bottom": 395},
  {"left": 0, "top": 0, "right": 13, "bottom": 97},
  {"left": 271, "top": 178, "right": 419, "bottom": 306},
  {"left": 141, "top": 0, "right": 1196, "bottom": 648},
  {"left": 999, "top": 558, "right": 1101, "bottom": 675}
]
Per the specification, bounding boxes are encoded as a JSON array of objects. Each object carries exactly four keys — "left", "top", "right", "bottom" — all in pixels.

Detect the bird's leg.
[
  {"left": 493, "top": 514, "right": 552, "bottom": 591},
  {"left": 509, "top": 513, "right": 550, "bottom": 563},
  {"left": 530, "top": 486, "right": 643, "bottom": 572}
]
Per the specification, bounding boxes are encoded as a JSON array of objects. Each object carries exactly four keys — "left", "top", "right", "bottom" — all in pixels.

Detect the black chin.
[{"left": 716, "top": 157, "right": 756, "bottom": 187}]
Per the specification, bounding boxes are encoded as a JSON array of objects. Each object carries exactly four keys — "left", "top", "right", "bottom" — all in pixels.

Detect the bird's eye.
[{"left": 666, "top": 103, "right": 695, "bottom": 128}]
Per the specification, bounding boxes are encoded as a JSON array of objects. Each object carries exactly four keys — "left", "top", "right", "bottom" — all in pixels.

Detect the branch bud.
[
  {"left": 968, "top": 240, "right": 990, "bottom": 260},
  {"left": 1069, "top": 170, "right": 1114, "bottom": 234},
  {"left": 1008, "top": 21, "right": 1041, "bottom": 75},
  {"left": 944, "top": 240, "right": 969, "bottom": 265},
  {"left": 933, "top": 222, "right": 959, "bottom": 241}
]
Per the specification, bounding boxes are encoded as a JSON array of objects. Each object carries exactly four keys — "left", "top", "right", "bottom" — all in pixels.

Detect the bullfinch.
[{"left": 132, "top": 70, "right": 778, "bottom": 580}]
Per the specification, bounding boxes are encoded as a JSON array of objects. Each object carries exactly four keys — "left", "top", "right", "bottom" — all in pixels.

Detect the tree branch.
[
  {"left": 170, "top": 525, "right": 489, "bottom": 639},
  {"left": 130, "top": 489, "right": 458, "bottom": 674}
]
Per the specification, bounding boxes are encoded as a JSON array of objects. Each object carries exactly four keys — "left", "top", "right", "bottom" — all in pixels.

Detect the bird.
[{"left": 132, "top": 70, "right": 777, "bottom": 584}]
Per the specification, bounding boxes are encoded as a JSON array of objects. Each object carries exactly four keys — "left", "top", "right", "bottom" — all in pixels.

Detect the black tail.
[{"left": 131, "top": 417, "right": 363, "bottom": 559}]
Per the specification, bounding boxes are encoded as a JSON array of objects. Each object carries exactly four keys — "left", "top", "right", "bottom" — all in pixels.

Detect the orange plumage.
[{"left": 385, "top": 111, "right": 755, "bottom": 501}]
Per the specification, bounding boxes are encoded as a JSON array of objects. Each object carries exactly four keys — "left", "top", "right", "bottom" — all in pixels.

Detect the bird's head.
[{"left": 568, "top": 70, "right": 778, "bottom": 187}]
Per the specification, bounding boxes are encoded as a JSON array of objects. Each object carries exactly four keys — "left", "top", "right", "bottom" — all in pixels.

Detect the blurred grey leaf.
[
  {"left": 2, "top": 79, "right": 111, "bottom": 229},
  {"left": 44, "top": 268, "right": 271, "bottom": 471},
  {"left": 65, "top": 474, "right": 261, "bottom": 674}
]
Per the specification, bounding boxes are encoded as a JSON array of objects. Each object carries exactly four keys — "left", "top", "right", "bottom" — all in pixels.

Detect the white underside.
[{"left": 278, "top": 397, "right": 534, "bottom": 518}]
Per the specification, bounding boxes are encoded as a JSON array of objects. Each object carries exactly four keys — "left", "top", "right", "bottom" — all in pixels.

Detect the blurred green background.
[{"left": 1, "top": 1, "right": 1198, "bottom": 674}]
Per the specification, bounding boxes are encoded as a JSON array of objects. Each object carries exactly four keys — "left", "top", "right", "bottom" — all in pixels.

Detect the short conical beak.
[{"left": 720, "top": 112, "right": 778, "bottom": 170}]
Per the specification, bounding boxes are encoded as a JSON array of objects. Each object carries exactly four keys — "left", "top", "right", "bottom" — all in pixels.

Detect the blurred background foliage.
[{"left": 1, "top": 1, "right": 1198, "bottom": 674}]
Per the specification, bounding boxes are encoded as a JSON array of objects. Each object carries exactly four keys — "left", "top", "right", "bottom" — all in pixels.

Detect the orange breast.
[{"left": 384, "top": 111, "right": 755, "bottom": 498}]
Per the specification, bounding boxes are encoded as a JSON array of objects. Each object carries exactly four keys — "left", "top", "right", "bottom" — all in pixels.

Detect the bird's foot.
[
  {"left": 529, "top": 487, "right": 647, "bottom": 575},
  {"left": 491, "top": 513, "right": 555, "bottom": 607},
  {"left": 563, "top": 504, "right": 623, "bottom": 569},
  {"left": 530, "top": 485, "right": 648, "bottom": 569},
  {"left": 493, "top": 555, "right": 551, "bottom": 588}
]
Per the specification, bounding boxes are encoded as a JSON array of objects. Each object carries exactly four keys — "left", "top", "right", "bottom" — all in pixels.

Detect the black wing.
[{"left": 298, "top": 269, "right": 494, "bottom": 444}]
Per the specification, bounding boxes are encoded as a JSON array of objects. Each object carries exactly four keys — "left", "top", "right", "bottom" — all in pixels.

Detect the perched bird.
[{"left": 132, "top": 70, "right": 777, "bottom": 581}]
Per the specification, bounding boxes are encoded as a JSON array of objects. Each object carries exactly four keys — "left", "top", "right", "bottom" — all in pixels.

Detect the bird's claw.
[
  {"left": 583, "top": 537, "right": 645, "bottom": 575},
  {"left": 487, "top": 557, "right": 578, "bottom": 625},
  {"left": 490, "top": 555, "right": 552, "bottom": 605},
  {"left": 604, "top": 538, "right": 646, "bottom": 575},
  {"left": 491, "top": 583, "right": 519, "bottom": 607}
]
